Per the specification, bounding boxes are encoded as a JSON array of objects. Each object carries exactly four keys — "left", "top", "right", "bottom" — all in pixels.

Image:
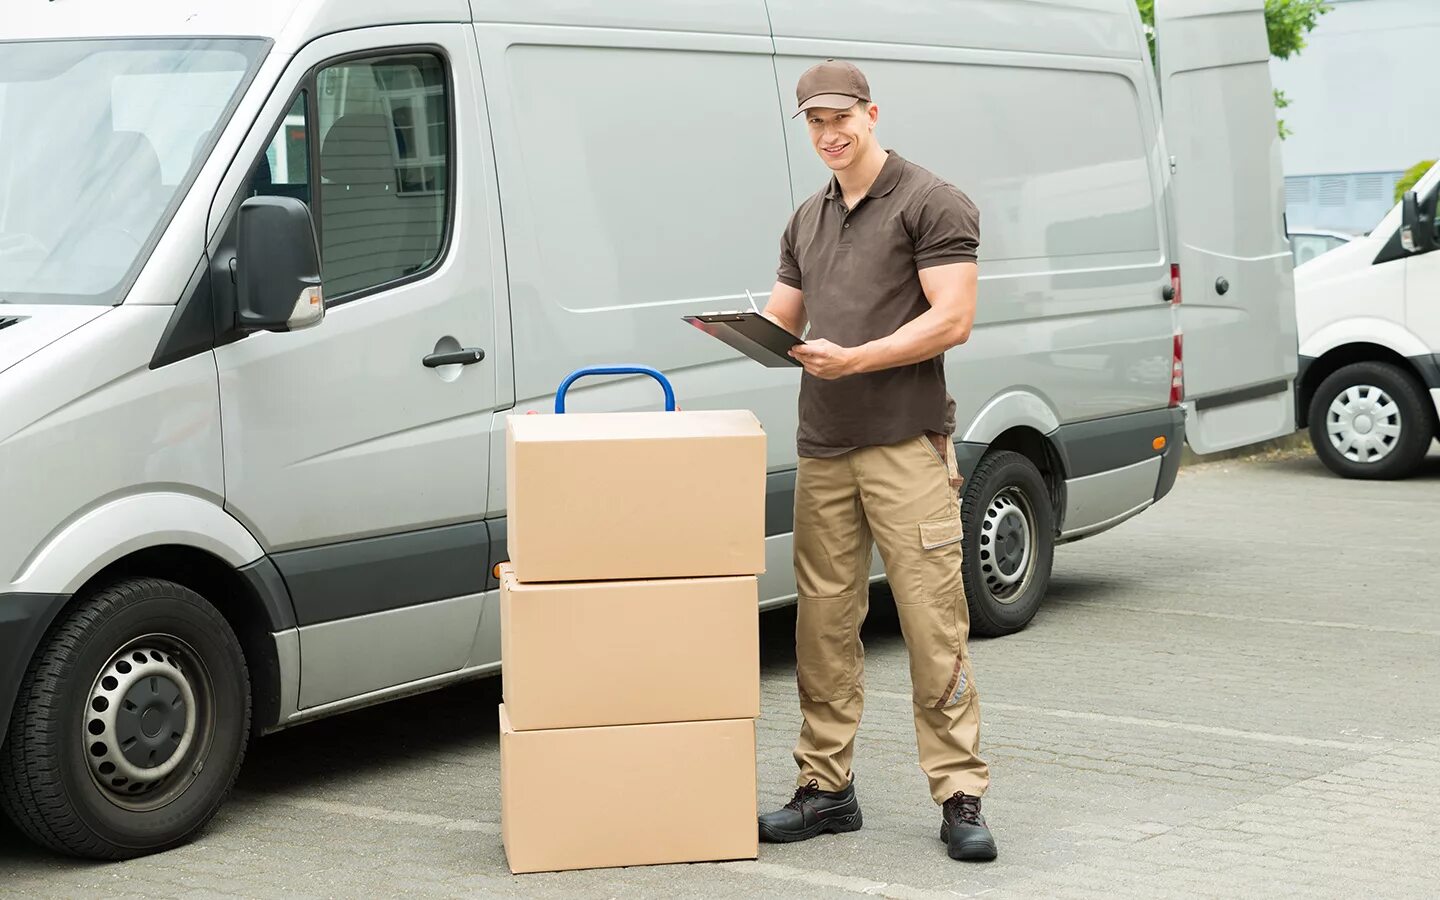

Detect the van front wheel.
[
  {"left": 960, "top": 451, "right": 1055, "bottom": 638},
  {"left": 0, "top": 578, "right": 250, "bottom": 859},
  {"left": 1308, "top": 361, "right": 1435, "bottom": 480}
]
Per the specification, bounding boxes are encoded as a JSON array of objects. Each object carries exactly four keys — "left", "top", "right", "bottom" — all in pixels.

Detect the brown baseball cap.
[{"left": 794, "top": 59, "right": 871, "bottom": 118}]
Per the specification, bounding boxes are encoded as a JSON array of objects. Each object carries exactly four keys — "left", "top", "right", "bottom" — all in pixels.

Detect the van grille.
[{"left": 0, "top": 316, "right": 25, "bottom": 331}]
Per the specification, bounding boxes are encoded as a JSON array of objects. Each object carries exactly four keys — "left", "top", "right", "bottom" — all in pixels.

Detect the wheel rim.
[
  {"left": 977, "top": 486, "right": 1037, "bottom": 604},
  {"left": 1326, "top": 384, "right": 1402, "bottom": 464},
  {"left": 83, "top": 634, "right": 215, "bottom": 812}
]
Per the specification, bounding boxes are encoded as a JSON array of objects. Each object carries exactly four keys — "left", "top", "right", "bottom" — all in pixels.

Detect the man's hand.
[{"left": 790, "top": 339, "right": 860, "bottom": 380}]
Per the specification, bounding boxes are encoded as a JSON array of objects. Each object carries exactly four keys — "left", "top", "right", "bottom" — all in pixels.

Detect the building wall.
[{"left": 1270, "top": 0, "right": 1440, "bottom": 234}]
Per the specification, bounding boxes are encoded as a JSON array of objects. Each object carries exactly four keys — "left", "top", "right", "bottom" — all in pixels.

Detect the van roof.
[
  {"left": 5, "top": 0, "right": 471, "bottom": 43},
  {"left": 10, "top": 0, "right": 1145, "bottom": 61}
]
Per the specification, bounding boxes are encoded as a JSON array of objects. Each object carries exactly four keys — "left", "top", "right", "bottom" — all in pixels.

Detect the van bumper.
[
  {"left": 1153, "top": 406, "right": 1186, "bottom": 503},
  {"left": 0, "top": 593, "right": 68, "bottom": 749}
]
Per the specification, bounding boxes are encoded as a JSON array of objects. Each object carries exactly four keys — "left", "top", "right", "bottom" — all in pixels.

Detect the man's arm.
[
  {"left": 852, "top": 261, "right": 976, "bottom": 371},
  {"left": 762, "top": 281, "right": 807, "bottom": 337},
  {"left": 790, "top": 262, "right": 976, "bottom": 378}
]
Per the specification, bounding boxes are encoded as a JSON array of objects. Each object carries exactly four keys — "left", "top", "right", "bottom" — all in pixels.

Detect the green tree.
[
  {"left": 1137, "top": 0, "right": 1332, "bottom": 138},
  {"left": 1394, "top": 160, "right": 1436, "bottom": 204}
]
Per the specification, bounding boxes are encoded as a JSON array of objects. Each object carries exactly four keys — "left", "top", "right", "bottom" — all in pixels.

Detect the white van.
[
  {"left": 1294, "top": 162, "right": 1440, "bottom": 479},
  {"left": 0, "top": 0, "right": 1295, "bottom": 857}
]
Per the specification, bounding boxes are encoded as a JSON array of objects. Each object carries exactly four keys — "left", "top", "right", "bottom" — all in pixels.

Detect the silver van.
[{"left": 0, "top": 0, "right": 1296, "bottom": 857}]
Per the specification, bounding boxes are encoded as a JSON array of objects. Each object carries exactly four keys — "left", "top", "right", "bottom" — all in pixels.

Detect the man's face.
[{"left": 805, "top": 102, "right": 877, "bottom": 172}]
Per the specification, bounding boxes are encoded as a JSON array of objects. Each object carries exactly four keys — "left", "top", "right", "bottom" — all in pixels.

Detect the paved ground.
[{"left": 4, "top": 449, "right": 1440, "bottom": 898}]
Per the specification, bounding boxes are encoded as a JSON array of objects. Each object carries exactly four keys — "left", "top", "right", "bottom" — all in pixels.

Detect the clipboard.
[{"left": 682, "top": 311, "right": 804, "bottom": 368}]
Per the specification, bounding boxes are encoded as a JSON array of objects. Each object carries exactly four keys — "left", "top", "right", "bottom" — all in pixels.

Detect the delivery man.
[{"left": 757, "top": 59, "right": 997, "bottom": 863}]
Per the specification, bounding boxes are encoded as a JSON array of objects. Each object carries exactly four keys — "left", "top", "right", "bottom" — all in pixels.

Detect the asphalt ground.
[{"left": 4, "top": 448, "right": 1439, "bottom": 898}]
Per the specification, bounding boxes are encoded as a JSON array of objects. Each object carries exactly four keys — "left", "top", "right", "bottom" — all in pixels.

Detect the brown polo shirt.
[{"left": 777, "top": 150, "right": 980, "bottom": 458}]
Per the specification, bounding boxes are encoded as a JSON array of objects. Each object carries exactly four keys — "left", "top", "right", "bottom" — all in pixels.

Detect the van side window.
[
  {"left": 314, "top": 53, "right": 450, "bottom": 299},
  {"left": 249, "top": 93, "right": 310, "bottom": 204}
]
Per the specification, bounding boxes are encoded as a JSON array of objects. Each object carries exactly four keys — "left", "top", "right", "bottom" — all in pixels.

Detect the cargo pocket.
[
  {"left": 892, "top": 516, "right": 964, "bottom": 608},
  {"left": 919, "top": 517, "right": 963, "bottom": 551}
]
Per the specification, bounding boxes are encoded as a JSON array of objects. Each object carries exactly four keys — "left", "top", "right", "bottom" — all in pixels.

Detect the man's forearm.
[
  {"left": 851, "top": 308, "right": 971, "bottom": 374},
  {"left": 762, "top": 309, "right": 803, "bottom": 335}
]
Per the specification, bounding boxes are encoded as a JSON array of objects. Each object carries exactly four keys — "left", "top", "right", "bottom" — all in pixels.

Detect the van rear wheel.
[
  {"left": 0, "top": 578, "right": 250, "bottom": 859},
  {"left": 1308, "top": 361, "right": 1434, "bottom": 480},
  {"left": 960, "top": 451, "right": 1054, "bottom": 637}
]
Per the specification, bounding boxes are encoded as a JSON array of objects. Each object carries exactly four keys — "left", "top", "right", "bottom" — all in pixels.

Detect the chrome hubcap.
[
  {"left": 978, "top": 488, "right": 1036, "bottom": 604},
  {"left": 1327, "top": 384, "right": 1401, "bottom": 464}
]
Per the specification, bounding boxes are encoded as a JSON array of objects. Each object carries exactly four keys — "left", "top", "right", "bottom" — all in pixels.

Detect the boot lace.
[
  {"left": 945, "top": 792, "right": 983, "bottom": 826},
  {"left": 785, "top": 779, "right": 824, "bottom": 811}
]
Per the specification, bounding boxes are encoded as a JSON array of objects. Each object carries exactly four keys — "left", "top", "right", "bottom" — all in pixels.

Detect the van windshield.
[{"left": 0, "top": 39, "right": 265, "bottom": 305}]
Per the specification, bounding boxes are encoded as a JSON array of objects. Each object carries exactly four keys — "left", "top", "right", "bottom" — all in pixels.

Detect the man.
[{"left": 757, "top": 59, "right": 997, "bottom": 863}]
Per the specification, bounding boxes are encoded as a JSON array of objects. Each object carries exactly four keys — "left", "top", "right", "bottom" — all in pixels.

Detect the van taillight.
[
  {"left": 1169, "top": 332, "right": 1184, "bottom": 408},
  {"left": 1167, "top": 263, "right": 1183, "bottom": 407}
]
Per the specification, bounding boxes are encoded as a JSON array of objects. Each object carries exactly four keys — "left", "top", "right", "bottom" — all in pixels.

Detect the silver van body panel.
[
  {"left": 0, "top": 307, "right": 233, "bottom": 595},
  {"left": 1059, "top": 456, "right": 1162, "bottom": 541},
  {"left": 294, "top": 593, "right": 484, "bottom": 709}
]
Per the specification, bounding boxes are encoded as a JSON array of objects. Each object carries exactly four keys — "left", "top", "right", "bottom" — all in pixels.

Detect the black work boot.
[
  {"left": 940, "top": 792, "right": 997, "bottom": 861},
  {"left": 758, "top": 779, "right": 863, "bottom": 843}
]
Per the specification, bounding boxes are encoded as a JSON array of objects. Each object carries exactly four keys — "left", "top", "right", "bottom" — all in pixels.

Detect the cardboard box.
[
  {"left": 500, "top": 564, "right": 759, "bottom": 730},
  {"left": 499, "top": 705, "right": 757, "bottom": 873},
  {"left": 505, "top": 410, "right": 766, "bottom": 583}
]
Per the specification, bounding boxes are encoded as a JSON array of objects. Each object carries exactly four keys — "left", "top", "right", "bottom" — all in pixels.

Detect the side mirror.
[
  {"left": 1400, "top": 190, "right": 1437, "bottom": 254},
  {"left": 236, "top": 195, "right": 324, "bottom": 333}
]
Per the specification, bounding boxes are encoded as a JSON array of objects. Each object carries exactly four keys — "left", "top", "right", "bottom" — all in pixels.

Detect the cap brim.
[{"left": 793, "top": 94, "right": 865, "bottom": 118}]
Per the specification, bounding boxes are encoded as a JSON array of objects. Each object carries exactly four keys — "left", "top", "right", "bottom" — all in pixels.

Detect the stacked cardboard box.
[{"left": 499, "top": 408, "right": 767, "bottom": 874}]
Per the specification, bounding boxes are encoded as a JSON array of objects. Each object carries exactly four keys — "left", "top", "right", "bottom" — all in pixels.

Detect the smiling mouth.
[{"left": 822, "top": 143, "right": 849, "bottom": 157}]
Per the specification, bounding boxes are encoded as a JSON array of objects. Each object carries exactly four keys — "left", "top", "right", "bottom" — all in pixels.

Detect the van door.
[
  {"left": 1155, "top": 0, "right": 1299, "bottom": 453},
  {"left": 469, "top": 6, "right": 801, "bottom": 603},
  {"left": 211, "top": 25, "right": 501, "bottom": 708}
]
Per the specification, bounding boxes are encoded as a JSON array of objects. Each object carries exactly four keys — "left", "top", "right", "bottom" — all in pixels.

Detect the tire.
[
  {"left": 0, "top": 578, "right": 251, "bottom": 859},
  {"left": 960, "top": 451, "right": 1055, "bottom": 638},
  {"left": 1308, "top": 361, "right": 1435, "bottom": 480}
]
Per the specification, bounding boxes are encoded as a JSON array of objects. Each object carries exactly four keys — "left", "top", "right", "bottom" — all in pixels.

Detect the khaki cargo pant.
[{"left": 791, "top": 433, "right": 989, "bottom": 804}]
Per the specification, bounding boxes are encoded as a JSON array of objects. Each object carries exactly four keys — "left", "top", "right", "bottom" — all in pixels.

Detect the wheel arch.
[
  {"left": 962, "top": 390, "right": 1062, "bottom": 445},
  {"left": 25, "top": 545, "right": 293, "bottom": 740},
  {"left": 980, "top": 426, "right": 1067, "bottom": 533},
  {"left": 1297, "top": 342, "right": 1430, "bottom": 429},
  {"left": 11, "top": 492, "right": 266, "bottom": 597}
]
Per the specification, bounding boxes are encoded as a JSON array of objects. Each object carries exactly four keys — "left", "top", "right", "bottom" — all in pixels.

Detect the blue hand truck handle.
[{"left": 554, "top": 365, "right": 677, "bottom": 414}]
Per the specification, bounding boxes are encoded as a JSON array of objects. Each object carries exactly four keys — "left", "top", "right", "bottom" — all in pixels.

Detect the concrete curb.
[{"left": 1179, "top": 430, "right": 1314, "bottom": 468}]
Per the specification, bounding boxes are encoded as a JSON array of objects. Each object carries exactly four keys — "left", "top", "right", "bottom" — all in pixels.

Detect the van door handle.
[{"left": 423, "top": 348, "right": 486, "bottom": 367}]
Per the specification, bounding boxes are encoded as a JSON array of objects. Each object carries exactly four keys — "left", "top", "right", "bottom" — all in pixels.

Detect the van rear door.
[{"left": 1155, "top": 0, "right": 1299, "bottom": 453}]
